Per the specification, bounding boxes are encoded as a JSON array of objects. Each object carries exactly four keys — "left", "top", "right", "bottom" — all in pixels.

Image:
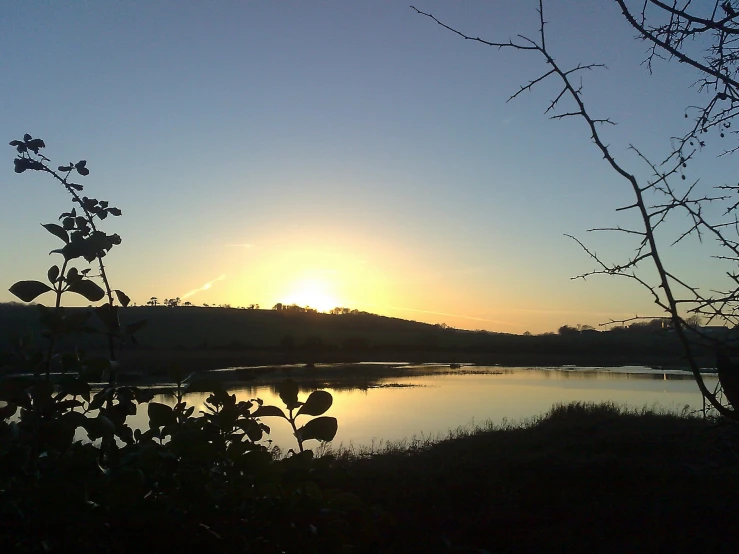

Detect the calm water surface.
[{"left": 148, "top": 366, "right": 719, "bottom": 452}]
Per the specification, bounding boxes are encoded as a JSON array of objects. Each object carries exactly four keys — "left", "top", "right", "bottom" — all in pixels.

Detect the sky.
[{"left": 1, "top": 1, "right": 737, "bottom": 334}]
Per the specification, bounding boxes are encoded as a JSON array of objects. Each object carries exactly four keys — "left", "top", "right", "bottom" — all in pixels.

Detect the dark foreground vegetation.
[
  {"left": 333, "top": 402, "right": 739, "bottom": 552},
  {"left": 5, "top": 398, "right": 739, "bottom": 553}
]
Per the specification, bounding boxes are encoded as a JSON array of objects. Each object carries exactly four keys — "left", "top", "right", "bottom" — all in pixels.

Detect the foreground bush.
[{"left": 1, "top": 136, "right": 353, "bottom": 553}]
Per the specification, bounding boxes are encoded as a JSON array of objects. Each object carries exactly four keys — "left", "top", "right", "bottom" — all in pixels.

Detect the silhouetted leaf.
[
  {"left": 108, "top": 207, "right": 122, "bottom": 216},
  {"left": 95, "top": 303, "right": 120, "bottom": 333},
  {"left": 57, "top": 231, "right": 119, "bottom": 263},
  {"left": 9, "top": 280, "right": 53, "bottom": 302},
  {"left": 42, "top": 223, "right": 69, "bottom": 244},
  {"left": 88, "top": 390, "right": 108, "bottom": 411},
  {"left": 58, "top": 165, "right": 73, "bottom": 172},
  {"left": 238, "top": 418, "right": 265, "bottom": 441},
  {"left": 23, "top": 134, "right": 32, "bottom": 141},
  {"left": 57, "top": 377, "right": 91, "bottom": 403},
  {"left": 148, "top": 402, "right": 176, "bottom": 427},
  {"left": 252, "top": 405, "right": 287, "bottom": 419},
  {"left": 26, "top": 138, "right": 45, "bottom": 153},
  {"left": 297, "top": 416, "right": 338, "bottom": 442},
  {"left": 75, "top": 160, "right": 89, "bottom": 176},
  {"left": 67, "top": 279, "right": 105, "bottom": 302},
  {"left": 47, "top": 265, "right": 60, "bottom": 284},
  {"left": 278, "top": 379, "right": 300, "bottom": 410},
  {"left": 132, "top": 388, "right": 154, "bottom": 403},
  {"left": 297, "top": 390, "right": 333, "bottom": 417},
  {"left": 13, "top": 157, "right": 42, "bottom": 172},
  {"left": 66, "top": 267, "right": 81, "bottom": 284},
  {"left": 114, "top": 289, "right": 130, "bottom": 307},
  {"left": 83, "top": 414, "right": 115, "bottom": 440}
]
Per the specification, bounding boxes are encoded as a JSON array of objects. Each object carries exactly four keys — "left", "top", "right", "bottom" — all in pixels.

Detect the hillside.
[
  {"left": 0, "top": 302, "right": 721, "bottom": 373},
  {"left": 0, "top": 303, "right": 477, "bottom": 351}
]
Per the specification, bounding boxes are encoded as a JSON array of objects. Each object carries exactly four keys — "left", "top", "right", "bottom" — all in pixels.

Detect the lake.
[{"left": 141, "top": 365, "right": 719, "bottom": 453}]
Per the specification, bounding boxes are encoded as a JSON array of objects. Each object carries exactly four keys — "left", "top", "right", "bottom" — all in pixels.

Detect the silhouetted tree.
[
  {"left": 627, "top": 319, "right": 667, "bottom": 333},
  {"left": 413, "top": 1, "right": 739, "bottom": 417},
  {"left": 558, "top": 325, "right": 579, "bottom": 337},
  {"left": 685, "top": 314, "right": 703, "bottom": 328}
]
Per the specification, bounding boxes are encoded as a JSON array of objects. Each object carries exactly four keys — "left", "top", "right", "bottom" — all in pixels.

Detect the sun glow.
[{"left": 282, "top": 276, "right": 339, "bottom": 312}]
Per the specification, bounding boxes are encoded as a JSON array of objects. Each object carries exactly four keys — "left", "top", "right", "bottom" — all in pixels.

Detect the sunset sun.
[{"left": 283, "top": 276, "right": 339, "bottom": 312}]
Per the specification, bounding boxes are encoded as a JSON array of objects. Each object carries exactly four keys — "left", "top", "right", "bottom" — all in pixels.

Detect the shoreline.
[
  {"left": 112, "top": 347, "right": 716, "bottom": 375},
  {"left": 79, "top": 350, "right": 718, "bottom": 391}
]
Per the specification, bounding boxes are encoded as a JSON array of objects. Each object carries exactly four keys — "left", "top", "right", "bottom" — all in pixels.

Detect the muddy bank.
[{"left": 110, "top": 347, "right": 713, "bottom": 384}]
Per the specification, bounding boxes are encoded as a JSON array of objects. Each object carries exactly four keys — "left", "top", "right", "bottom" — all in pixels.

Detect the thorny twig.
[{"left": 413, "top": 1, "right": 739, "bottom": 418}]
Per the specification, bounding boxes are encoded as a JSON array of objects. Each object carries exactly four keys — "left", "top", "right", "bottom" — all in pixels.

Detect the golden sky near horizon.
[{"left": 2, "top": 2, "right": 733, "bottom": 335}]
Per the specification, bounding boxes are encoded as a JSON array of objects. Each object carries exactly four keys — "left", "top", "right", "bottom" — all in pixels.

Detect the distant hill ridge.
[
  {"left": 0, "top": 303, "right": 490, "bottom": 351},
  {"left": 0, "top": 302, "right": 719, "bottom": 369}
]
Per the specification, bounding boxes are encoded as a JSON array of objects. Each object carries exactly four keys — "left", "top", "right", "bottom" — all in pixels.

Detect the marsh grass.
[{"left": 313, "top": 402, "right": 739, "bottom": 552}]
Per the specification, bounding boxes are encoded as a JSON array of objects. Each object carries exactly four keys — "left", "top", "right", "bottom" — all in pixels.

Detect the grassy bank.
[{"left": 321, "top": 402, "right": 739, "bottom": 552}]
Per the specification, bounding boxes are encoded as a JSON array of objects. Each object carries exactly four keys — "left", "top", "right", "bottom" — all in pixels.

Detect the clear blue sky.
[{"left": 1, "top": 1, "right": 734, "bottom": 333}]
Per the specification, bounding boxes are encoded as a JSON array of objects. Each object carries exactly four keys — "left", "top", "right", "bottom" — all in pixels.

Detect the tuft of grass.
[
  {"left": 312, "top": 401, "right": 739, "bottom": 552},
  {"left": 541, "top": 399, "right": 697, "bottom": 421}
]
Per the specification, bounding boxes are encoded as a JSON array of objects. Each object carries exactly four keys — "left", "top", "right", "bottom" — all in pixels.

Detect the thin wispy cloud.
[
  {"left": 182, "top": 274, "right": 227, "bottom": 300},
  {"left": 505, "top": 307, "right": 643, "bottom": 317},
  {"left": 350, "top": 301, "right": 520, "bottom": 329}
]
